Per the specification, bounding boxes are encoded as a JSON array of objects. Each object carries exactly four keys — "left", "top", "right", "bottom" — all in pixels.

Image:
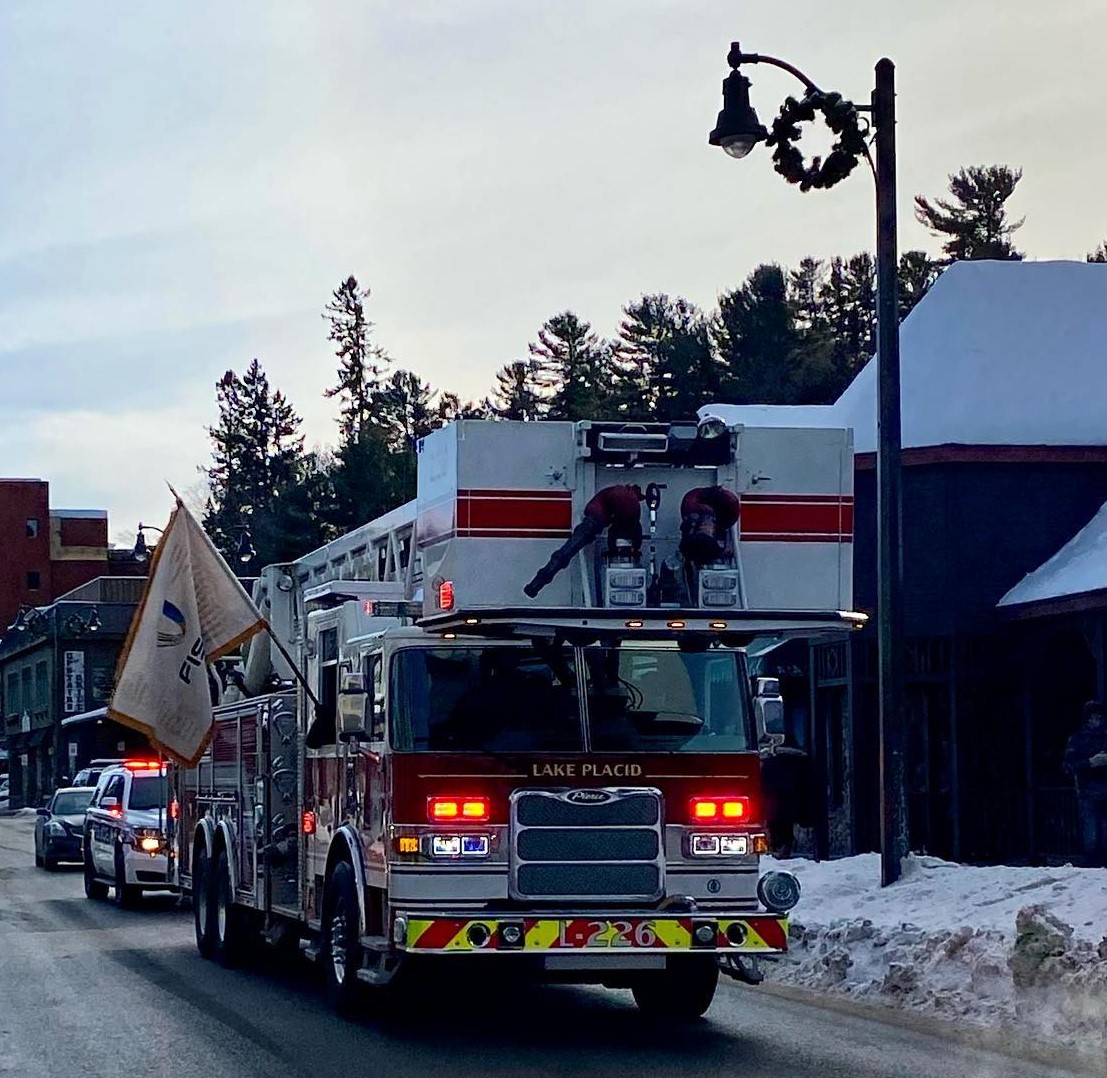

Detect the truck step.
[{"left": 299, "top": 939, "right": 320, "bottom": 963}]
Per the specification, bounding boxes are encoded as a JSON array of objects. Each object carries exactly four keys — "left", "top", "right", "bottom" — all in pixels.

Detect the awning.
[
  {"left": 61, "top": 707, "right": 108, "bottom": 729},
  {"left": 999, "top": 498, "right": 1107, "bottom": 618}
]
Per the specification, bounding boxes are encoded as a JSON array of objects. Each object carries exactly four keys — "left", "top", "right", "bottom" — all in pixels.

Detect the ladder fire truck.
[{"left": 173, "top": 416, "right": 863, "bottom": 1020}]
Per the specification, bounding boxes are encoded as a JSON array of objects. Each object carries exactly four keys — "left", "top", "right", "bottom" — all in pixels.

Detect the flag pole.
[{"left": 264, "top": 625, "right": 323, "bottom": 711}]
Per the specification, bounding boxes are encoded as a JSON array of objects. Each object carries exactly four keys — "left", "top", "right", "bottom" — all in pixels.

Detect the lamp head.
[{"left": 709, "top": 69, "right": 767, "bottom": 159}]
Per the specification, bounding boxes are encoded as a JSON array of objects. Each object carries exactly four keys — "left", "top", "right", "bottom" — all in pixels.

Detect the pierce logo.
[{"left": 566, "top": 789, "right": 611, "bottom": 804}]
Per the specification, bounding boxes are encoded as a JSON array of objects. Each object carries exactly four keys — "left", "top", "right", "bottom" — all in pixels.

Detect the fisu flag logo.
[
  {"left": 157, "top": 601, "right": 187, "bottom": 647},
  {"left": 109, "top": 497, "right": 266, "bottom": 766}
]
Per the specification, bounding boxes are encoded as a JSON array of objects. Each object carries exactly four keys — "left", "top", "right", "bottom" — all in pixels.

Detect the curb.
[{"left": 740, "top": 981, "right": 1103, "bottom": 1076}]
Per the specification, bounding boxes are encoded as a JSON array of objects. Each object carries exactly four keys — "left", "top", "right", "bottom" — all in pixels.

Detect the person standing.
[{"left": 1063, "top": 700, "right": 1107, "bottom": 866}]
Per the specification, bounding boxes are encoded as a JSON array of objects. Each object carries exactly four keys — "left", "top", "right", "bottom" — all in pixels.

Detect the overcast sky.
[{"left": 2, "top": 0, "right": 1105, "bottom": 544}]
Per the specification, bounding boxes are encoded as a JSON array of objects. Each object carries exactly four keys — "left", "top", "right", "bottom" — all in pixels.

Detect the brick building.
[{"left": 0, "top": 479, "right": 146, "bottom": 634}]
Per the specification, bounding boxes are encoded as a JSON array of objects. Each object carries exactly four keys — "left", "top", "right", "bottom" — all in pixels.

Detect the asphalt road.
[{"left": 0, "top": 814, "right": 1086, "bottom": 1078}]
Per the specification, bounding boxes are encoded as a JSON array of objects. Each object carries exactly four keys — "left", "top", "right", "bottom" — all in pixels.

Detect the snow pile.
[{"left": 768, "top": 854, "right": 1107, "bottom": 1053}]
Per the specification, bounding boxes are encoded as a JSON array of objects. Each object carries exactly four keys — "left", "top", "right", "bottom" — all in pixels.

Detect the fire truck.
[{"left": 173, "top": 416, "right": 862, "bottom": 1020}]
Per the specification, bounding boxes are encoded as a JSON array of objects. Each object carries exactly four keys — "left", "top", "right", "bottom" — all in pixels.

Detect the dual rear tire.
[{"left": 194, "top": 844, "right": 251, "bottom": 965}]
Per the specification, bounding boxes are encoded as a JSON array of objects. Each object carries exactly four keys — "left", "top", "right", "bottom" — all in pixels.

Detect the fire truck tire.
[
  {"left": 193, "top": 845, "right": 217, "bottom": 959},
  {"left": 83, "top": 845, "right": 108, "bottom": 901},
  {"left": 322, "top": 861, "right": 364, "bottom": 1014},
  {"left": 113, "top": 846, "right": 141, "bottom": 908},
  {"left": 212, "top": 848, "right": 251, "bottom": 967},
  {"left": 630, "top": 957, "right": 719, "bottom": 1020}
]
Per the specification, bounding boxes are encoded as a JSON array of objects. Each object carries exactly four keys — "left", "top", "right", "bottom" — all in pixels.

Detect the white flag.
[{"left": 110, "top": 500, "right": 265, "bottom": 766}]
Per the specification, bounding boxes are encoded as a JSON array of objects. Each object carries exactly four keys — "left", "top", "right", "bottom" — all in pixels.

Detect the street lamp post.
[{"left": 709, "top": 43, "right": 907, "bottom": 885}]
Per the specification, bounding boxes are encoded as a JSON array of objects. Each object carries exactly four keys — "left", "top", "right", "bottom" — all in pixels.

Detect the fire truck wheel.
[
  {"left": 83, "top": 845, "right": 108, "bottom": 901},
  {"left": 193, "top": 845, "right": 217, "bottom": 959},
  {"left": 114, "top": 846, "right": 141, "bottom": 908},
  {"left": 322, "top": 861, "right": 364, "bottom": 1013},
  {"left": 212, "top": 848, "right": 250, "bottom": 967},
  {"left": 630, "top": 957, "right": 719, "bottom": 1020}
]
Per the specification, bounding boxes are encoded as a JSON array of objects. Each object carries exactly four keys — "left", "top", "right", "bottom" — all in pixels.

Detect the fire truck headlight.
[
  {"left": 691, "top": 834, "right": 720, "bottom": 856},
  {"left": 431, "top": 836, "right": 462, "bottom": 857},
  {"left": 757, "top": 870, "right": 801, "bottom": 913},
  {"left": 461, "top": 835, "right": 489, "bottom": 857},
  {"left": 719, "top": 835, "right": 749, "bottom": 856},
  {"left": 499, "top": 922, "right": 524, "bottom": 948}
]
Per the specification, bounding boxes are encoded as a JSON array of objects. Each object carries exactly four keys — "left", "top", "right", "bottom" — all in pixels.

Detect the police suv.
[{"left": 83, "top": 760, "right": 173, "bottom": 905}]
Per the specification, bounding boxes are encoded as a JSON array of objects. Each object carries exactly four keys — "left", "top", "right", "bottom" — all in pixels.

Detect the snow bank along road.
[
  {"left": 0, "top": 816, "right": 1088, "bottom": 1078},
  {"left": 771, "top": 853, "right": 1107, "bottom": 1065}
]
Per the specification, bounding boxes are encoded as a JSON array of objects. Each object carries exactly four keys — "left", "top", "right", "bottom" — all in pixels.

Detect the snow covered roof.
[
  {"left": 702, "top": 261, "right": 1107, "bottom": 454},
  {"left": 998, "top": 498, "right": 1107, "bottom": 609}
]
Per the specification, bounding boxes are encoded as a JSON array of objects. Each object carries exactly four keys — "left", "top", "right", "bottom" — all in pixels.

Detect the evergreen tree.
[
  {"left": 1087, "top": 241, "right": 1107, "bottom": 263},
  {"left": 492, "top": 360, "right": 546, "bottom": 420},
  {"left": 615, "top": 295, "right": 718, "bottom": 420},
  {"left": 528, "top": 312, "right": 613, "bottom": 420},
  {"left": 323, "top": 276, "right": 390, "bottom": 442},
  {"left": 818, "top": 253, "right": 876, "bottom": 391},
  {"left": 898, "top": 249, "right": 941, "bottom": 321},
  {"left": 914, "top": 165, "right": 1025, "bottom": 262},
  {"left": 715, "top": 266, "right": 800, "bottom": 405},
  {"left": 203, "top": 359, "right": 306, "bottom": 565}
]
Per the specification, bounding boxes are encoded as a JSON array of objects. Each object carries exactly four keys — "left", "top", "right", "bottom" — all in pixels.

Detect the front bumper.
[
  {"left": 43, "top": 835, "right": 83, "bottom": 862},
  {"left": 397, "top": 913, "right": 788, "bottom": 955},
  {"left": 121, "top": 848, "right": 171, "bottom": 887}
]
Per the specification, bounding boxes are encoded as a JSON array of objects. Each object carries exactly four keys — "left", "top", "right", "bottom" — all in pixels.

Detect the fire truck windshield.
[
  {"left": 583, "top": 647, "right": 752, "bottom": 753},
  {"left": 390, "top": 643, "right": 753, "bottom": 754},
  {"left": 391, "top": 646, "right": 584, "bottom": 752}
]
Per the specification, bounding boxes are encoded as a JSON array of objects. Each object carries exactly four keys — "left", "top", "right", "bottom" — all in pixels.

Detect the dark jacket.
[{"left": 1063, "top": 723, "right": 1107, "bottom": 799}]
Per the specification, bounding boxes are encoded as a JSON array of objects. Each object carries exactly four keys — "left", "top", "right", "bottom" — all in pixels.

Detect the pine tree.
[
  {"left": 528, "top": 312, "right": 613, "bottom": 421},
  {"left": 1087, "top": 242, "right": 1107, "bottom": 264},
  {"left": 615, "top": 295, "right": 718, "bottom": 420},
  {"left": 203, "top": 359, "right": 306, "bottom": 565},
  {"left": 715, "top": 266, "right": 800, "bottom": 405},
  {"left": 898, "top": 250, "right": 941, "bottom": 320},
  {"left": 914, "top": 165, "right": 1025, "bottom": 262},
  {"left": 492, "top": 360, "right": 546, "bottom": 420},
  {"left": 323, "top": 276, "right": 390, "bottom": 442},
  {"left": 819, "top": 254, "right": 876, "bottom": 391}
]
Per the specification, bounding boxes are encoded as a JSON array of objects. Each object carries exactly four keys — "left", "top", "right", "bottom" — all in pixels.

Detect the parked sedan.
[{"left": 35, "top": 787, "right": 96, "bottom": 869}]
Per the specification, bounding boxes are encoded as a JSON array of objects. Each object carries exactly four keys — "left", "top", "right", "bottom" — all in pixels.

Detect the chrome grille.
[{"left": 510, "top": 788, "right": 664, "bottom": 902}]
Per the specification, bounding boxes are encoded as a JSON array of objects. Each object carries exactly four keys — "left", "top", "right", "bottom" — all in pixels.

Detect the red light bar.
[
  {"left": 123, "top": 760, "right": 163, "bottom": 771},
  {"left": 689, "top": 796, "right": 749, "bottom": 823},
  {"left": 428, "top": 796, "right": 490, "bottom": 823}
]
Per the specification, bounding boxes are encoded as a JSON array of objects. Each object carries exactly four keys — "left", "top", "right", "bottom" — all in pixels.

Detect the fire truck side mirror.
[
  {"left": 337, "top": 672, "right": 369, "bottom": 742},
  {"left": 752, "top": 677, "right": 785, "bottom": 738}
]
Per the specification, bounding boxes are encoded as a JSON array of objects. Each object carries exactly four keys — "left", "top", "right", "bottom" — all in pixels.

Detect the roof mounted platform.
[{"left": 418, "top": 607, "right": 867, "bottom": 645}]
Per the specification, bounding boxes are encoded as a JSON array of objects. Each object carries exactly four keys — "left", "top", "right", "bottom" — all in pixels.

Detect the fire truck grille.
[{"left": 510, "top": 789, "right": 664, "bottom": 903}]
